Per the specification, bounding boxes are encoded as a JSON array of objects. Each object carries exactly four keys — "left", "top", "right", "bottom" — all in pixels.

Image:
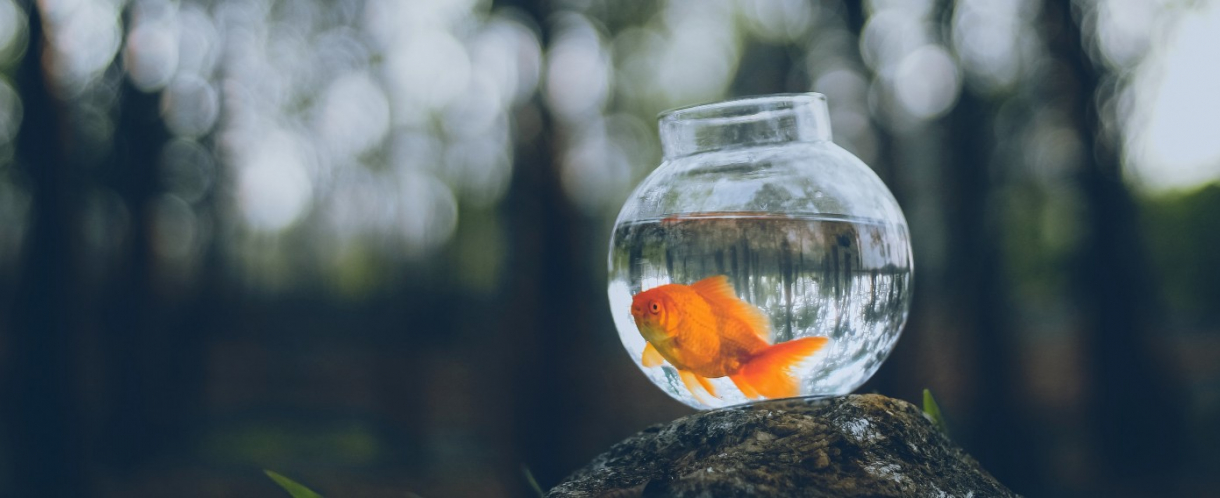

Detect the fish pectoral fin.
[
  {"left": 642, "top": 343, "right": 665, "bottom": 367},
  {"left": 679, "top": 370, "right": 719, "bottom": 402}
]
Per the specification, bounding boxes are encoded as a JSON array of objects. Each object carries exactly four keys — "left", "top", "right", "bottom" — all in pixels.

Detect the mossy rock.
[{"left": 547, "top": 394, "right": 1018, "bottom": 497}]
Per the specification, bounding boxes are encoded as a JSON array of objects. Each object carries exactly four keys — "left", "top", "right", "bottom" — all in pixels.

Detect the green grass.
[
  {"left": 265, "top": 470, "right": 325, "bottom": 498},
  {"left": 522, "top": 464, "right": 545, "bottom": 497},
  {"left": 922, "top": 389, "right": 949, "bottom": 437}
]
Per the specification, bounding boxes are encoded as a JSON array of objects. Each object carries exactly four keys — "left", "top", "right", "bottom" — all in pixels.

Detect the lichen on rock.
[{"left": 547, "top": 394, "right": 1019, "bottom": 498}]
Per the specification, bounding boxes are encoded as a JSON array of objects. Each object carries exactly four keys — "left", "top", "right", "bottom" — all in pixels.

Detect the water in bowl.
[{"left": 607, "top": 212, "right": 913, "bottom": 408}]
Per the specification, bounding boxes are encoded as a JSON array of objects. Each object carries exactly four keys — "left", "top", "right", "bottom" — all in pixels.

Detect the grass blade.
[
  {"left": 922, "top": 389, "right": 949, "bottom": 437},
  {"left": 265, "top": 470, "right": 325, "bottom": 498},
  {"left": 522, "top": 464, "right": 545, "bottom": 498}
]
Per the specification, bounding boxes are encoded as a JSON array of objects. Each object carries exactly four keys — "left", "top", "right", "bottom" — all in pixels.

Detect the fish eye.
[{"left": 649, "top": 302, "right": 660, "bottom": 314}]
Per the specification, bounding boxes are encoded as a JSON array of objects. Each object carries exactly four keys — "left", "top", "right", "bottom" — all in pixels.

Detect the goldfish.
[{"left": 630, "top": 275, "right": 829, "bottom": 402}]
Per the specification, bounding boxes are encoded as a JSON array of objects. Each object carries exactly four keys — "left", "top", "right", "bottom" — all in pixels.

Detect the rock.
[{"left": 547, "top": 394, "right": 1018, "bottom": 497}]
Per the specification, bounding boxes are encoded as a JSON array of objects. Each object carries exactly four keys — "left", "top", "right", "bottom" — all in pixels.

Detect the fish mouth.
[
  {"left": 630, "top": 299, "right": 646, "bottom": 317},
  {"left": 635, "top": 320, "right": 665, "bottom": 343}
]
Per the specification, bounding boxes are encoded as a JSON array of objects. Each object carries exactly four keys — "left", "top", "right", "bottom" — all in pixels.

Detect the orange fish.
[{"left": 631, "top": 275, "right": 829, "bottom": 402}]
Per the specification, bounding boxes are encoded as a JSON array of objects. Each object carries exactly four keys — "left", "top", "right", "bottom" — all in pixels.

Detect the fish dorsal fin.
[
  {"left": 690, "top": 275, "right": 739, "bottom": 305},
  {"left": 690, "top": 275, "right": 771, "bottom": 341}
]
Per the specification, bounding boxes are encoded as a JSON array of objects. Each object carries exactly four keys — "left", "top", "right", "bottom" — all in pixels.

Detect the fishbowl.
[{"left": 607, "top": 93, "right": 912, "bottom": 409}]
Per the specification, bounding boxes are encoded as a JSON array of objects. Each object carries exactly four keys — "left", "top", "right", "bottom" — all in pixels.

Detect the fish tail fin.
[{"left": 739, "top": 337, "right": 829, "bottom": 399}]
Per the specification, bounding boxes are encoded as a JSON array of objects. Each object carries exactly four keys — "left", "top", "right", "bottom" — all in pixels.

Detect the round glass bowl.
[{"left": 607, "top": 93, "right": 913, "bottom": 409}]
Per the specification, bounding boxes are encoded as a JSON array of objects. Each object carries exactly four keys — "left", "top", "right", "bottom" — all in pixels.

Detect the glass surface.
[{"left": 607, "top": 93, "right": 913, "bottom": 409}]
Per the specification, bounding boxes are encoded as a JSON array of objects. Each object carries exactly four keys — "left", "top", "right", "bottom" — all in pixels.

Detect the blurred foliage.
[
  {"left": 999, "top": 182, "right": 1082, "bottom": 312},
  {"left": 1140, "top": 183, "right": 1220, "bottom": 323},
  {"left": 203, "top": 420, "right": 382, "bottom": 468}
]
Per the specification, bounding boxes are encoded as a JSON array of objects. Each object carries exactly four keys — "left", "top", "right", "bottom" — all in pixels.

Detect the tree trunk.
[
  {"left": 1042, "top": 0, "right": 1189, "bottom": 488},
  {"left": 100, "top": 63, "right": 176, "bottom": 467},
  {"left": 4, "top": 3, "right": 87, "bottom": 495}
]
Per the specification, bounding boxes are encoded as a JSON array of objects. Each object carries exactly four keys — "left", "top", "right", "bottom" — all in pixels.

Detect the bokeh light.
[
  {"left": 893, "top": 44, "right": 960, "bottom": 120},
  {"left": 123, "top": 0, "right": 179, "bottom": 92},
  {"left": 0, "top": 178, "right": 29, "bottom": 273},
  {"left": 150, "top": 192, "right": 199, "bottom": 262},
  {"left": 161, "top": 74, "right": 219, "bottom": 137},
  {"left": 652, "top": 0, "right": 739, "bottom": 107},
  {"left": 1124, "top": 0, "right": 1220, "bottom": 191},
  {"left": 40, "top": 0, "right": 122, "bottom": 97},
  {"left": 234, "top": 129, "right": 315, "bottom": 232},
  {"left": 545, "top": 13, "right": 611, "bottom": 121},
  {"left": 0, "top": 0, "right": 28, "bottom": 66},
  {"left": 0, "top": 77, "right": 21, "bottom": 145},
  {"left": 159, "top": 137, "right": 215, "bottom": 204},
  {"left": 315, "top": 71, "right": 389, "bottom": 160},
  {"left": 951, "top": 0, "right": 1035, "bottom": 94}
]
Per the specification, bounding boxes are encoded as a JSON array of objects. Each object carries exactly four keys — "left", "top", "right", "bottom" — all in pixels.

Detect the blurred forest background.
[{"left": 0, "top": 0, "right": 1218, "bottom": 496}]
